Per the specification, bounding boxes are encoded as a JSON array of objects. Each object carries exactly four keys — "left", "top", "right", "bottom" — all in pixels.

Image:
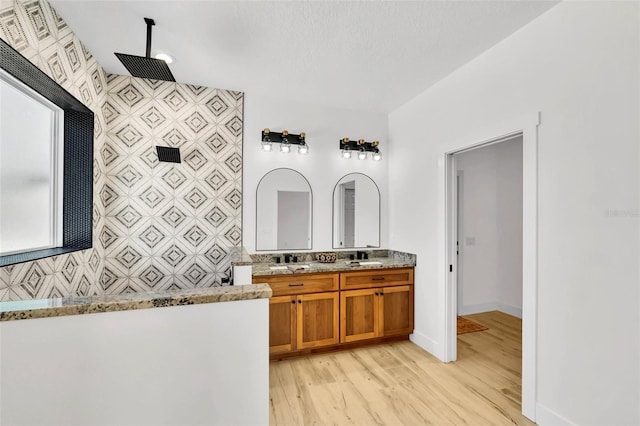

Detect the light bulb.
[
  {"left": 281, "top": 143, "right": 291, "bottom": 153},
  {"left": 154, "top": 52, "right": 175, "bottom": 64},
  {"left": 372, "top": 151, "right": 382, "bottom": 161},
  {"left": 342, "top": 149, "right": 352, "bottom": 159},
  {"left": 357, "top": 150, "right": 367, "bottom": 160},
  {"left": 298, "top": 144, "right": 308, "bottom": 154},
  {"left": 261, "top": 141, "right": 272, "bottom": 152}
]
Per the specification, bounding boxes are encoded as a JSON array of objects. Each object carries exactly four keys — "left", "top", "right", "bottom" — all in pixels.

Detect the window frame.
[
  {"left": 0, "top": 38, "right": 94, "bottom": 267},
  {"left": 0, "top": 69, "right": 65, "bottom": 256}
]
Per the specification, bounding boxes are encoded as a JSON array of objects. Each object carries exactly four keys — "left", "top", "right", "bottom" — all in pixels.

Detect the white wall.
[
  {"left": 456, "top": 144, "right": 499, "bottom": 313},
  {"left": 0, "top": 298, "right": 269, "bottom": 426},
  {"left": 495, "top": 139, "right": 523, "bottom": 316},
  {"left": 388, "top": 2, "right": 639, "bottom": 425},
  {"left": 243, "top": 94, "right": 388, "bottom": 253},
  {"left": 456, "top": 138, "right": 522, "bottom": 318}
]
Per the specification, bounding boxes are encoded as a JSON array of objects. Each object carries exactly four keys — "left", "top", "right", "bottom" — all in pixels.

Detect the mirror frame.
[
  {"left": 255, "top": 168, "right": 313, "bottom": 251},
  {"left": 332, "top": 172, "right": 381, "bottom": 249}
]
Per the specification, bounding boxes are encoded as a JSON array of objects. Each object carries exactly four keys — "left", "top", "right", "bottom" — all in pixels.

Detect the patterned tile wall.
[
  {"left": 0, "top": 0, "right": 108, "bottom": 301},
  {"left": 0, "top": 0, "right": 244, "bottom": 301},
  {"left": 102, "top": 74, "right": 243, "bottom": 293}
]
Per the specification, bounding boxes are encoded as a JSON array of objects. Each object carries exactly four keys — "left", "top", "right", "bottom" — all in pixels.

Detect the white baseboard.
[
  {"left": 536, "top": 403, "right": 574, "bottom": 425},
  {"left": 497, "top": 302, "right": 522, "bottom": 318},
  {"left": 458, "top": 302, "right": 497, "bottom": 316},
  {"left": 458, "top": 302, "right": 522, "bottom": 319},
  {"left": 409, "top": 330, "right": 444, "bottom": 361}
]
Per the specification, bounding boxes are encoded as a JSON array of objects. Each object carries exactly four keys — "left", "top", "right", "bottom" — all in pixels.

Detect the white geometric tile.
[
  {"left": 0, "top": 0, "right": 114, "bottom": 299},
  {"left": 95, "top": 73, "right": 243, "bottom": 289},
  {"left": 160, "top": 244, "right": 188, "bottom": 268},
  {"left": 0, "top": 267, "right": 8, "bottom": 290}
]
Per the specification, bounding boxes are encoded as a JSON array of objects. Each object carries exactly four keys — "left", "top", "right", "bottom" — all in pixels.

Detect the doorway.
[
  {"left": 455, "top": 136, "right": 523, "bottom": 318},
  {"left": 442, "top": 112, "right": 539, "bottom": 421}
]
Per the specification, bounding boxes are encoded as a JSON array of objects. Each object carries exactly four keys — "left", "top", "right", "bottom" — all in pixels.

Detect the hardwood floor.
[{"left": 269, "top": 311, "right": 534, "bottom": 425}]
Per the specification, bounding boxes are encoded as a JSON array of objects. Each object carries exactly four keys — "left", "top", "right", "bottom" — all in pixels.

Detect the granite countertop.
[
  {"left": 251, "top": 256, "right": 416, "bottom": 277},
  {"left": 0, "top": 284, "right": 272, "bottom": 322},
  {"left": 230, "top": 246, "right": 253, "bottom": 266}
]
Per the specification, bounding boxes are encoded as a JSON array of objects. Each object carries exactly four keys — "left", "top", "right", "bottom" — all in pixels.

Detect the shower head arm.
[{"left": 144, "top": 17, "right": 155, "bottom": 58}]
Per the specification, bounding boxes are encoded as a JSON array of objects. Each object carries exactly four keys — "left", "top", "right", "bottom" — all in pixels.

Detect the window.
[
  {"left": 0, "top": 70, "right": 64, "bottom": 256},
  {"left": 0, "top": 38, "right": 93, "bottom": 267}
]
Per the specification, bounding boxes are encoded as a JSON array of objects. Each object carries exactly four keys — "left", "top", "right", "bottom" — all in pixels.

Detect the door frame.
[{"left": 442, "top": 112, "right": 540, "bottom": 421}]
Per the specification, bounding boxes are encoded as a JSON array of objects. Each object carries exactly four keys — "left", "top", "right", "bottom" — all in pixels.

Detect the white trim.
[
  {"left": 535, "top": 403, "right": 575, "bottom": 426},
  {"left": 409, "top": 331, "right": 441, "bottom": 359},
  {"left": 0, "top": 69, "right": 64, "bottom": 255},
  {"left": 441, "top": 112, "right": 540, "bottom": 421},
  {"left": 52, "top": 107, "right": 64, "bottom": 248},
  {"left": 496, "top": 302, "right": 522, "bottom": 319},
  {"left": 458, "top": 302, "right": 523, "bottom": 319}
]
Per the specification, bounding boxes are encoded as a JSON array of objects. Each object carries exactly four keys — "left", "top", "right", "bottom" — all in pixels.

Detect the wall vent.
[{"left": 156, "top": 146, "right": 181, "bottom": 163}]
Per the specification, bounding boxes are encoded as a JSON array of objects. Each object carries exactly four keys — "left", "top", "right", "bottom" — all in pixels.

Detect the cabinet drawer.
[
  {"left": 253, "top": 273, "right": 339, "bottom": 296},
  {"left": 340, "top": 268, "right": 414, "bottom": 290}
]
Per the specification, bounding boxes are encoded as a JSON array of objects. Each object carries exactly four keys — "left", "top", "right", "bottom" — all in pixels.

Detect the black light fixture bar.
[
  {"left": 339, "top": 138, "right": 382, "bottom": 161},
  {"left": 262, "top": 129, "right": 306, "bottom": 145},
  {"left": 339, "top": 138, "right": 380, "bottom": 152},
  {"left": 261, "top": 128, "right": 308, "bottom": 154}
]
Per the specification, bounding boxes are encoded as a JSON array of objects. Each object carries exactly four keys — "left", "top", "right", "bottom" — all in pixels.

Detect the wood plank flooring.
[{"left": 269, "top": 311, "right": 534, "bottom": 425}]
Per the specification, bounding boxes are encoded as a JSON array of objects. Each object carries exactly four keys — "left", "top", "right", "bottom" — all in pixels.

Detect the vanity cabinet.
[
  {"left": 340, "top": 269, "right": 414, "bottom": 343},
  {"left": 259, "top": 273, "right": 340, "bottom": 355},
  {"left": 341, "top": 285, "right": 413, "bottom": 343},
  {"left": 254, "top": 267, "right": 414, "bottom": 357}
]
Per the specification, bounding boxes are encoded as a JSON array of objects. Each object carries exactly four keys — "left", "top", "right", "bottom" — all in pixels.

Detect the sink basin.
[
  {"left": 345, "top": 260, "right": 383, "bottom": 266},
  {"left": 269, "top": 265, "right": 288, "bottom": 270},
  {"left": 288, "top": 264, "right": 310, "bottom": 271},
  {"left": 269, "top": 264, "right": 310, "bottom": 271}
]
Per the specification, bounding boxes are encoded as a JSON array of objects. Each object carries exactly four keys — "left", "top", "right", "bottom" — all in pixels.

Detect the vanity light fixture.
[
  {"left": 261, "top": 128, "right": 308, "bottom": 154},
  {"left": 340, "top": 138, "right": 382, "bottom": 161}
]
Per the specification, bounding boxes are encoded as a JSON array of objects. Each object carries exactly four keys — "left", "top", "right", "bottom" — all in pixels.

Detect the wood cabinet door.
[
  {"left": 269, "top": 295, "right": 296, "bottom": 354},
  {"left": 380, "top": 285, "right": 414, "bottom": 337},
  {"left": 340, "top": 288, "right": 380, "bottom": 343},
  {"left": 296, "top": 292, "right": 339, "bottom": 349}
]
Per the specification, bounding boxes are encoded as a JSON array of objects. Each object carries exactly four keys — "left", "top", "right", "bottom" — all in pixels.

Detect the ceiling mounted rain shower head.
[{"left": 115, "top": 17, "right": 175, "bottom": 82}]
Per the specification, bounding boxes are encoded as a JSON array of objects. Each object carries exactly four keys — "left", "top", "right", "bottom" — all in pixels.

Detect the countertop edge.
[
  {"left": 0, "top": 284, "right": 272, "bottom": 322},
  {"left": 251, "top": 261, "right": 416, "bottom": 277}
]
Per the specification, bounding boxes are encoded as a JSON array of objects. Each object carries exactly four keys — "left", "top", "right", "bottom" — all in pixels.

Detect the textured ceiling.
[{"left": 50, "top": 0, "right": 559, "bottom": 113}]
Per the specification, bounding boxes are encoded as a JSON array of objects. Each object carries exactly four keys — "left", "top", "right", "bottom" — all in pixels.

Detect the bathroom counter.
[
  {"left": 0, "top": 283, "right": 272, "bottom": 322},
  {"left": 230, "top": 245, "right": 254, "bottom": 266},
  {"left": 251, "top": 252, "right": 416, "bottom": 277},
  {"left": 1, "top": 283, "right": 270, "bottom": 426}
]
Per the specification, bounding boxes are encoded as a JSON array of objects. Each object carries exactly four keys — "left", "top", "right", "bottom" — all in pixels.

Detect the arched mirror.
[
  {"left": 332, "top": 173, "right": 380, "bottom": 249},
  {"left": 256, "top": 168, "right": 312, "bottom": 251}
]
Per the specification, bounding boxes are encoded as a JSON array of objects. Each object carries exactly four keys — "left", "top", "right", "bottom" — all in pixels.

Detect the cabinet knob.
[
  {"left": 298, "top": 300, "right": 302, "bottom": 304},
  {"left": 291, "top": 300, "right": 296, "bottom": 304}
]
